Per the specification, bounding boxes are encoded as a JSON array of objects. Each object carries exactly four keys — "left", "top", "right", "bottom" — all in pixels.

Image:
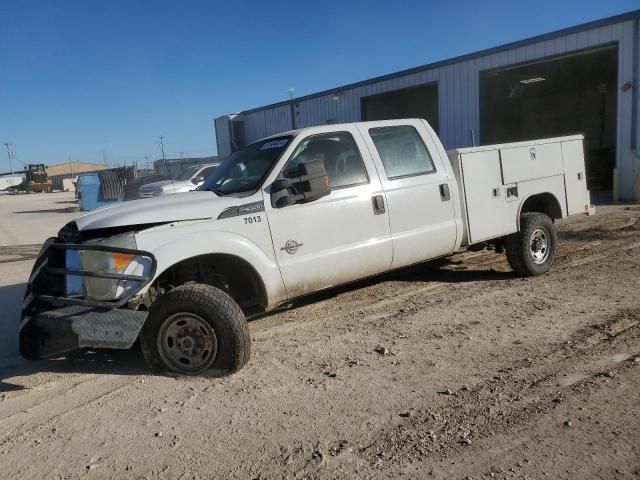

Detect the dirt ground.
[{"left": 0, "top": 196, "right": 639, "bottom": 479}]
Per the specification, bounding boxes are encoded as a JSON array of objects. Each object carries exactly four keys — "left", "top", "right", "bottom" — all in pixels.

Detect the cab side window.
[
  {"left": 281, "top": 132, "right": 368, "bottom": 189},
  {"left": 368, "top": 125, "right": 436, "bottom": 179}
]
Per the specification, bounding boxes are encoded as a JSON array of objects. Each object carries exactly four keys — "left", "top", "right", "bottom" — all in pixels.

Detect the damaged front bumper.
[
  {"left": 20, "top": 237, "right": 156, "bottom": 359},
  {"left": 21, "top": 306, "right": 148, "bottom": 358}
]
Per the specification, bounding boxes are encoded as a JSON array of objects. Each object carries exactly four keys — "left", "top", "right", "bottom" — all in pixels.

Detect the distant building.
[
  {"left": 46, "top": 162, "right": 110, "bottom": 177},
  {"left": 153, "top": 155, "right": 219, "bottom": 178},
  {"left": 46, "top": 162, "right": 110, "bottom": 190}
]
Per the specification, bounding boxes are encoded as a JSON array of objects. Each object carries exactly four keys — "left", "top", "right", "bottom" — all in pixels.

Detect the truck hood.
[{"left": 75, "top": 191, "right": 244, "bottom": 231}]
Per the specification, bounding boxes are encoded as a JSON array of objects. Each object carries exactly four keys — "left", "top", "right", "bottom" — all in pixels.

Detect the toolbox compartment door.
[
  {"left": 458, "top": 150, "right": 515, "bottom": 244},
  {"left": 561, "top": 139, "right": 591, "bottom": 215},
  {"left": 500, "top": 142, "right": 563, "bottom": 184}
]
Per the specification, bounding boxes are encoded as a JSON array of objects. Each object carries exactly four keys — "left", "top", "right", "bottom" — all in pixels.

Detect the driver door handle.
[
  {"left": 372, "top": 195, "right": 385, "bottom": 215},
  {"left": 439, "top": 183, "right": 451, "bottom": 201}
]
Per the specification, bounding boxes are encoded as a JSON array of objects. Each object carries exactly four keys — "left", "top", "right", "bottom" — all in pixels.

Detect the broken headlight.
[{"left": 70, "top": 233, "right": 152, "bottom": 301}]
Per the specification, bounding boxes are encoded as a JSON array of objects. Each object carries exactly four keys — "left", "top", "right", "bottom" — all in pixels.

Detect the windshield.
[
  {"left": 199, "top": 136, "right": 292, "bottom": 195},
  {"left": 175, "top": 165, "right": 201, "bottom": 181}
]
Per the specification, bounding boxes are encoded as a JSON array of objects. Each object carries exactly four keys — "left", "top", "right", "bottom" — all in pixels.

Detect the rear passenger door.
[{"left": 358, "top": 121, "right": 457, "bottom": 268}]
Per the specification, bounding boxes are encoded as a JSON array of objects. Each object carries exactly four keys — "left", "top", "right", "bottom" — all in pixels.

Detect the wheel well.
[
  {"left": 152, "top": 254, "right": 267, "bottom": 314},
  {"left": 520, "top": 193, "right": 563, "bottom": 223}
]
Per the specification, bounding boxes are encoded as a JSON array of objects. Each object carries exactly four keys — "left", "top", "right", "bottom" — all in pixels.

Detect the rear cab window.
[{"left": 368, "top": 125, "right": 436, "bottom": 179}]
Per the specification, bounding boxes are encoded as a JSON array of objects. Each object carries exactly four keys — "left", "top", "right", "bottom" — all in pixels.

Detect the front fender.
[{"left": 134, "top": 222, "right": 287, "bottom": 308}]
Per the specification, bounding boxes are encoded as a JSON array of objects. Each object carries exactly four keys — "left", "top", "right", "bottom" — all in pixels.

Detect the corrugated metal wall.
[
  {"left": 214, "top": 116, "right": 232, "bottom": 158},
  {"left": 242, "top": 104, "right": 293, "bottom": 142},
  {"left": 215, "top": 15, "right": 639, "bottom": 199}
]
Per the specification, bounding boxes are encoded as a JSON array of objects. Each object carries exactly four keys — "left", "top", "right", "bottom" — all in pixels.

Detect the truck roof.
[
  {"left": 261, "top": 121, "right": 585, "bottom": 155},
  {"left": 261, "top": 118, "right": 429, "bottom": 141}
]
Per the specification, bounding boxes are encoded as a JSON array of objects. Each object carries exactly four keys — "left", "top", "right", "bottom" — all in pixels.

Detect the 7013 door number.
[{"left": 244, "top": 215, "right": 262, "bottom": 224}]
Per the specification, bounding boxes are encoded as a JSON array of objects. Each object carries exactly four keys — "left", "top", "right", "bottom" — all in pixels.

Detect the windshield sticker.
[{"left": 261, "top": 139, "right": 288, "bottom": 150}]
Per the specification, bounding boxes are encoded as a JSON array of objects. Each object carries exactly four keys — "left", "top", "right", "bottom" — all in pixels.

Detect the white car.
[
  {"left": 138, "top": 163, "right": 218, "bottom": 197},
  {"left": 21, "top": 119, "right": 591, "bottom": 376}
]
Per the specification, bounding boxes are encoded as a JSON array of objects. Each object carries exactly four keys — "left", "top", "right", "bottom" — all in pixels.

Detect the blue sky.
[{"left": 0, "top": 0, "right": 638, "bottom": 170}]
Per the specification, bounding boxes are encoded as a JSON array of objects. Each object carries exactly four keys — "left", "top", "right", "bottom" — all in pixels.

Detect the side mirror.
[
  {"left": 271, "top": 159, "right": 331, "bottom": 208},
  {"left": 192, "top": 176, "right": 204, "bottom": 185}
]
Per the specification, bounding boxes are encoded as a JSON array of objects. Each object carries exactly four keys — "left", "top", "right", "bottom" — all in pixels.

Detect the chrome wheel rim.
[
  {"left": 157, "top": 312, "right": 217, "bottom": 373},
  {"left": 529, "top": 228, "right": 549, "bottom": 264}
]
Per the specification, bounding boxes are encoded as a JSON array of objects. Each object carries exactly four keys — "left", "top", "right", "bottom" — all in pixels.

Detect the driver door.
[{"left": 264, "top": 127, "right": 393, "bottom": 299}]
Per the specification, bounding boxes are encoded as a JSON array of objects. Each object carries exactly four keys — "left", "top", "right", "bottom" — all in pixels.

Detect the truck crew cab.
[{"left": 20, "top": 119, "right": 591, "bottom": 376}]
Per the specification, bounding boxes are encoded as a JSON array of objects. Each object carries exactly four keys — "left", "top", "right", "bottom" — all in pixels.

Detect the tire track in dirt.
[
  {"left": 0, "top": 375, "right": 132, "bottom": 446},
  {"left": 357, "top": 308, "right": 640, "bottom": 470}
]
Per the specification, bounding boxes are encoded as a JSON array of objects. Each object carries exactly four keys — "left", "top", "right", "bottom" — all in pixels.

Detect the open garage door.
[
  {"left": 480, "top": 45, "right": 618, "bottom": 197},
  {"left": 361, "top": 83, "right": 439, "bottom": 133}
]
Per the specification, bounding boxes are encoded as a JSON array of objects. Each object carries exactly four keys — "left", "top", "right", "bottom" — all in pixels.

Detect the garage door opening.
[
  {"left": 361, "top": 83, "right": 439, "bottom": 133},
  {"left": 480, "top": 45, "right": 618, "bottom": 197}
]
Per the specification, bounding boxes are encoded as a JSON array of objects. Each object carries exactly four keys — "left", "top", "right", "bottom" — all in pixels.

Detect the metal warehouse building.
[{"left": 215, "top": 10, "right": 640, "bottom": 201}]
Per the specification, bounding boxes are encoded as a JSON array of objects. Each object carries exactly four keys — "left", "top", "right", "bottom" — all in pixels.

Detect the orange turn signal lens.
[{"left": 111, "top": 252, "right": 135, "bottom": 271}]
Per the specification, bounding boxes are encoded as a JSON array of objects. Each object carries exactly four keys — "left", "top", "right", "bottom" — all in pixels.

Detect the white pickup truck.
[
  {"left": 21, "top": 119, "right": 591, "bottom": 376},
  {"left": 138, "top": 163, "right": 219, "bottom": 197}
]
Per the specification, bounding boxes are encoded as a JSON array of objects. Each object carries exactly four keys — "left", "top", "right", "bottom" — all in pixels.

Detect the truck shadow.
[
  {"left": 0, "top": 380, "right": 25, "bottom": 393},
  {"left": 250, "top": 259, "right": 517, "bottom": 321},
  {"left": 13, "top": 206, "right": 79, "bottom": 214},
  {"left": 0, "top": 283, "right": 27, "bottom": 360},
  {"left": 389, "top": 262, "right": 518, "bottom": 284},
  {"left": 0, "top": 348, "right": 150, "bottom": 390}
]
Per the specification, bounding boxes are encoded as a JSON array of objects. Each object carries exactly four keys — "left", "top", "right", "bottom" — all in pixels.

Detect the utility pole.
[
  {"left": 68, "top": 154, "right": 73, "bottom": 177},
  {"left": 4, "top": 143, "right": 14, "bottom": 174},
  {"left": 159, "top": 136, "right": 166, "bottom": 161},
  {"left": 160, "top": 136, "right": 172, "bottom": 180}
]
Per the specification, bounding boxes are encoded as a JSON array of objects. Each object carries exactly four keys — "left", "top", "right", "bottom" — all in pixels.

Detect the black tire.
[
  {"left": 139, "top": 283, "right": 250, "bottom": 376},
  {"left": 505, "top": 212, "right": 557, "bottom": 276}
]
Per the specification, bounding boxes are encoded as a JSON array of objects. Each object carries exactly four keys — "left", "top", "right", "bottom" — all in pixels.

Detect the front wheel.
[
  {"left": 140, "top": 283, "right": 250, "bottom": 376},
  {"left": 505, "top": 212, "right": 557, "bottom": 276}
]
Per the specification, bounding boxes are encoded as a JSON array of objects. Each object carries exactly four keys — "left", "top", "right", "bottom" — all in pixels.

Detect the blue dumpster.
[{"left": 77, "top": 173, "right": 124, "bottom": 211}]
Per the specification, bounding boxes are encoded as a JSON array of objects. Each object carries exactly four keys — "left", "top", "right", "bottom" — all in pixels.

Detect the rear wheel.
[
  {"left": 140, "top": 283, "right": 250, "bottom": 376},
  {"left": 505, "top": 212, "right": 557, "bottom": 276}
]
